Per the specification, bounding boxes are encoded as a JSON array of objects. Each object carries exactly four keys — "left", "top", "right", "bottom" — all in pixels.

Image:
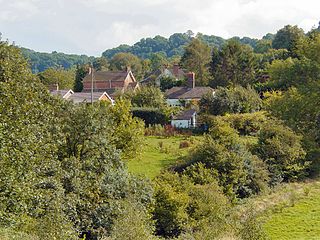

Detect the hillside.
[
  {"left": 20, "top": 47, "right": 95, "bottom": 73},
  {"left": 21, "top": 31, "right": 271, "bottom": 73},
  {"left": 102, "top": 31, "right": 264, "bottom": 59}
]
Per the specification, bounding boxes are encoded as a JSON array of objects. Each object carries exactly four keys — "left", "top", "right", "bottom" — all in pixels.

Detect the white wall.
[
  {"left": 166, "top": 99, "right": 182, "bottom": 106},
  {"left": 171, "top": 119, "right": 191, "bottom": 128}
]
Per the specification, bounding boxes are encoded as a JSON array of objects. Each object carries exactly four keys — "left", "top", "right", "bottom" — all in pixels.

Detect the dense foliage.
[
  {"left": 0, "top": 40, "right": 150, "bottom": 239},
  {"left": 2, "top": 22, "right": 320, "bottom": 240},
  {"left": 210, "top": 40, "right": 257, "bottom": 87},
  {"left": 21, "top": 47, "right": 94, "bottom": 73},
  {"left": 176, "top": 113, "right": 307, "bottom": 200},
  {"left": 200, "top": 85, "right": 262, "bottom": 115}
]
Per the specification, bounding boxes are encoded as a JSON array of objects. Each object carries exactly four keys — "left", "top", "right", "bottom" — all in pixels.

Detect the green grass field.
[
  {"left": 127, "top": 136, "right": 199, "bottom": 179},
  {"left": 262, "top": 180, "right": 320, "bottom": 240}
]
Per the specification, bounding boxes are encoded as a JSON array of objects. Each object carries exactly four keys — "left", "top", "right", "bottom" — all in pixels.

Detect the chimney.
[
  {"left": 126, "top": 66, "right": 131, "bottom": 72},
  {"left": 187, "top": 72, "right": 195, "bottom": 88},
  {"left": 172, "top": 64, "right": 179, "bottom": 78}
]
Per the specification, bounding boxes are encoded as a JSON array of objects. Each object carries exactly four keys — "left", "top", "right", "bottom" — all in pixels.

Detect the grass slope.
[
  {"left": 263, "top": 180, "right": 320, "bottom": 240},
  {"left": 127, "top": 136, "right": 194, "bottom": 179}
]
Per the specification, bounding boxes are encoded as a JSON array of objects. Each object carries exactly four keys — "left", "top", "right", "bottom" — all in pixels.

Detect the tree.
[
  {"left": 20, "top": 47, "right": 94, "bottom": 73},
  {"left": 150, "top": 52, "right": 168, "bottom": 72},
  {"left": 186, "top": 120, "right": 269, "bottom": 199},
  {"left": 180, "top": 38, "right": 211, "bottom": 86},
  {"left": 38, "top": 67, "right": 75, "bottom": 89},
  {"left": 59, "top": 103, "right": 152, "bottom": 239},
  {"left": 210, "top": 40, "right": 257, "bottom": 87},
  {"left": 159, "top": 75, "right": 179, "bottom": 92},
  {"left": 267, "top": 31, "right": 320, "bottom": 90},
  {"left": 0, "top": 40, "right": 151, "bottom": 239},
  {"left": 272, "top": 25, "right": 305, "bottom": 52},
  {"left": 0, "top": 40, "right": 76, "bottom": 239},
  {"left": 254, "top": 121, "right": 307, "bottom": 184},
  {"left": 74, "top": 64, "right": 90, "bottom": 92},
  {"left": 110, "top": 52, "right": 143, "bottom": 80},
  {"left": 107, "top": 98, "right": 145, "bottom": 158},
  {"left": 254, "top": 39, "right": 272, "bottom": 53},
  {"left": 200, "top": 85, "right": 262, "bottom": 115},
  {"left": 153, "top": 171, "right": 232, "bottom": 238},
  {"left": 92, "top": 56, "right": 109, "bottom": 71},
  {"left": 124, "top": 86, "right": 166, "bottom": 108}
]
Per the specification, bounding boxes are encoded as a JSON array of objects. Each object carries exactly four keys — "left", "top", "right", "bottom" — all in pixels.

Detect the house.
[
  {"left": 171, "top": 109, "right": 197, "bottom": 128},
  {"left": 67, "top": 92, "right": 114, "bottom": 104},
  {"left": 50, "top": 89, "right": 114, "bottom": 105},
  {"left": 165, "top": 72, "right": 214, "bottom": 106},
  {"left": 50, "top": 89, "right": 74, "bottom": 99},
  {"left": 141, "top": 64, "right": 186, "bottom": 86},
  {"left": 82, "top": 69, "right": 139, "bottom": 98}
]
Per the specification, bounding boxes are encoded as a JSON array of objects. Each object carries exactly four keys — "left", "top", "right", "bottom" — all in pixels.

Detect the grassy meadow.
[
  {"left": 127, "top": 136, "right": 320, "bottom": 239},
  {"left": 127, "top": 136, "right": 201, "bottom": 179},
  {"left": 261, "top": 180, "right": 320, "bottom": 240}
]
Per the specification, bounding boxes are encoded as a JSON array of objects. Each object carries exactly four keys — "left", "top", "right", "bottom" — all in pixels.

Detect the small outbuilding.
[{"left": 171, "top": 109, "right": 197, "bottom": 129}]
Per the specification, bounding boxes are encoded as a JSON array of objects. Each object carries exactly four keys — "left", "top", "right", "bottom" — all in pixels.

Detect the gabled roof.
[
  {"left": 83, "top": 70, "right": 130, "bottom": 82},
  {"left": 83, "top": 70, "right": 137, "bottom": 84},
  {"left": 50, "top": 89, "right": 74, "bottom": 99},
  {"left": 173, "top": 109, "right": 197, "bottom": 120},
  {"left": 168, "top": 67, "right": 186, "bottom": 79},
  {"left": 68, "top": 92, "right": 114, "bottom": 104},
  {"left": 165, "top": 87, "right": 214, "bottom": 99}
]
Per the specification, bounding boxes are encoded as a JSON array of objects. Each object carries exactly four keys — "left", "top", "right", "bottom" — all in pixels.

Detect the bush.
[
  {"left": 153, "top": 172, "right": 232, "bottom": 239},
  {"left": 254, "top": 122, "right": 307, "bottom": 184},
  {"left": 200, "top": 85, "right": 262, "bottom": 115}
]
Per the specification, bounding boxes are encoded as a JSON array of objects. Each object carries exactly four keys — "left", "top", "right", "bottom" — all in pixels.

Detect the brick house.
[{"left": 82, "top": 69, "right": 139, "bottom": 98}]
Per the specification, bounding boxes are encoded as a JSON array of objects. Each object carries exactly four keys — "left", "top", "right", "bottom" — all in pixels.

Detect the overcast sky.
[{"left": 0, "top": 0, "right": 319, "bottom": 56}]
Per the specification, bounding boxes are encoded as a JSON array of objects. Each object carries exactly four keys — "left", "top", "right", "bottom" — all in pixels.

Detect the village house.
[
  {"left": 50, "top": 89, "right": 74, "bottom": 99},
  {"left": 67, "top": 92, "right": 114, "bottom": 104},
  {"left": 50, "top": 86, "right": 114, "bottom": 104},
  {"left": 141, "top": 64, "right": 186, "bottom": 86},
  {"left": 164, "top": 72, "right": 214, "bottom": 106},
  {"left": 82, "top": 69, "right": 139, "bottom": 98},
  {"left": 171, "top": 109, "right": 197, "bottom": 128}
]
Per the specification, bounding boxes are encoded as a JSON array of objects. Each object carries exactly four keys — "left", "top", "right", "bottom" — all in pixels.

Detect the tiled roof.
[
  {"left": 165, "top": 87, "right": 214, "bottom": 99},
  {"left": 67, "top": 92, "right": 112, "bottom": 104},
  {"left": 173, "top": 109, "right": 197, "bottom": 120},
  {"left": 50, "top": 89, "right": 74, "bottom": 99},
  {"left": 83, "top": 71, "right": 129, "bottom": 82}
]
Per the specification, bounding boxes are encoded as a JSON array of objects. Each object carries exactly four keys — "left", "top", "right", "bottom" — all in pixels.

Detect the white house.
[
  {"left": 171, "top": 109, "right": 197, "bottom": 128},
  {"left": 50, "top": 89, "right": 115, "bottom": 105},
  {"left": 164, "top": 72, "right": 214, "bottom": 106}
]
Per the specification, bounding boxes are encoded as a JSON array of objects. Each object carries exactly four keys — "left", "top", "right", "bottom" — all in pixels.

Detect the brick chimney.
[
  {"left": 186, "top": 72, "right": 195, "bottom": 88},
  {"left": 172, "top": 64, "right": 179, "bottom": 78}
]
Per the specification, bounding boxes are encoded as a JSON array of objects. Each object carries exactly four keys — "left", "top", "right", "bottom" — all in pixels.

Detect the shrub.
[
  {"left": 200, "top": 85, "right": 262, "bottom": 115},
  {"left": 153, "top": 172, "right": 232, "bottom": 239},
  {"left": 254, "top": 122, "right": 307, "bottom": 184}
]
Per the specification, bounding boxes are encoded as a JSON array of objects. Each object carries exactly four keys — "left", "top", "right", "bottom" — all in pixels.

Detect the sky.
[{"left": 0, "top": 0, "right": 319, "bottom": 56}]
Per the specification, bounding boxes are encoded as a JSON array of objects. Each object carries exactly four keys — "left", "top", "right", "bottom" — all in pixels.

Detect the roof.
[
  {"left": 83, "top": 70, "right": 129, "bottom": 82},
  {"left": 173, "top": 109, "right": 197, "bottom": 120},
  {"left": 165, "top": 87, "right": 214, "bottom": 99},
  {"left": 140, "top": 69, "right": 163, "bottom": 84},
  {"left": 168, "top": 67, "right": 186, "bottom": 79},
  {"left": 67, "top": 92, "right": 114, "bottom": 104},
  {"left": 50, "top": 89, "right": 74, "bottom": 98}
]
